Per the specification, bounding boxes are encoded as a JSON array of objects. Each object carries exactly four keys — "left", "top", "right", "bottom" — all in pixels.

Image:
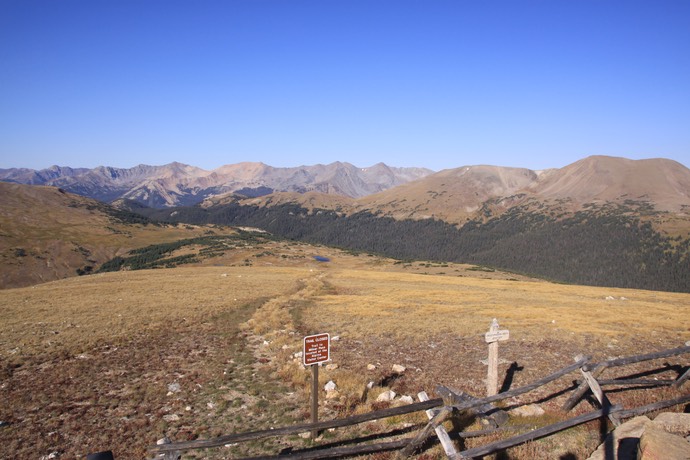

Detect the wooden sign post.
[
  {"left": 485, "top": 319, "right": 509, "bottom": 396},
  {"left": 303, "top": 333, "right": 330, "bottom": 438}
]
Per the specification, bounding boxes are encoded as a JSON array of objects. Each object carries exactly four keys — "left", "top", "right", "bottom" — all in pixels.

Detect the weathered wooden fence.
[{"left": 150, "top": 345, "right": 690, "bottom": 460}]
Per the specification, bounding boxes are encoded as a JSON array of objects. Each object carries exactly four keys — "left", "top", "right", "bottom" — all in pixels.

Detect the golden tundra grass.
[
  {"left": 306, "top": 268, "right": 690, "bottom": 343},
  {"left": 0, "top": 266, "right": 309, "bottom": 362},
  {"left": 1, "top": 261, "right": 689, "bottom": 459}
]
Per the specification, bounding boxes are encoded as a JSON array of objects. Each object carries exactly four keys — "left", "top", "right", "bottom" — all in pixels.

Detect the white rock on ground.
[
  {"left": 377, "top": 390, "right": 396, "bottom": 402},
  {"left": 392, "top": 364, "right": 406, "bottom": 373},
  {"left": 167, "top": 382, "right": 181, "bottom": 393}
]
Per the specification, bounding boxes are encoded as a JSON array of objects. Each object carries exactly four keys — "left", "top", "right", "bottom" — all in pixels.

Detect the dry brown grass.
[
  {"left": 0, "top": 266, "right": 307, "bottom": 362},
  {"left": 1, "top": 260, "right": 688, "bottom": 459},
  {"left": 306, "top": 268, "right": 690, "bottom": 344},
  {"left": 0, "top": 182, "right": 246, "bottom": 288}
]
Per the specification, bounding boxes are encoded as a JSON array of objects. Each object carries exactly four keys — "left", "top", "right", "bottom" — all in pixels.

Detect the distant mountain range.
[
  {"left": 2, "top": 155, "right": 690, "bottom": 292},
  {"left": 352, "top": 155, "right": 690, "bottom": 223},
  {"left": 3, "top": 157, "right": 689, "bottom": 220},
  {"left": 136, "top": 155, "right": 690, "bottom": 292},
  {"left": 195, "top": 156, "right": 690, "bottom": 227},
  {"left": 0, "top": 161, "right": 433, "bottom": 208}
]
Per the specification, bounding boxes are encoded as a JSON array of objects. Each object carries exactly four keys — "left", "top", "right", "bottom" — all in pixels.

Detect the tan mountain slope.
[
  {"left": 355, "top": 165, "right": 540, "bottom": 222},
  {"left": 0, "top": 182, "right": 237, "bottom": 288},
  {"left": 531, "top": 155, "right": 690, "bottom": 211},
  {"left": 221, "top": 156, "right": 690, "bottom": 227},
  {"left": 237, "top": 191, "right": 357, "bottom": 213}
]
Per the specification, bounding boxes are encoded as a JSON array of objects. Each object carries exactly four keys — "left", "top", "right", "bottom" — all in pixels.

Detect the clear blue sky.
[{"left": 1, "top": 0, "right": 689, "bottom": 171}]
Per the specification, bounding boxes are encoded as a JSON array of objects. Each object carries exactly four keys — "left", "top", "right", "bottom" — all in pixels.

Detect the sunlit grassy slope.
[
  {"left": 308, "top": 268, "right": 690, "bottom": 342},
  {"left": 0, "top": 182, "right": 242, "bottom": 288}
]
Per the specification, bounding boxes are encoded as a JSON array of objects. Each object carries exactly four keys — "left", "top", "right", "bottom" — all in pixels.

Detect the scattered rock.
[
  {"left": 586, "top": 412, "right": 690, "bottom": 460},
  {"left": 392, "top": 364, "right": 406, "bottom": 373},
  {"left": 367, "top": 364, "right": 376, "bottom": 371},
  {"left": 156, "top": 437, "right": 171, "bottom": 445},
  {"left": 367, "top": 381, "right": 375, "bottom": 389},
  {"left": 299, "top": 432, "right": 311, "bottom": 439},
  {"left": 207, "top": 402, "right": 216, "bottom": 410},
  {"left": 399, "top": 395, "right": 414, "bottom": 404},
  {"left": 586, "top": 416, "right": 651, "bottom": 460},
  {"left": 377, "top": 390, "right": 396, "bottom": 402},
  {"left": 331, "top": 335, "right": 340, "bottom": 341},
  {"left": 324, "top": 380, "right": 340, "bottom": 399},
  {"left": 653, "top": 412, "right": 690, "bottom": 436},
  {"left": 605, "top": 296, "right": 615, "bottom": 300},
  {"left": 324, "top": 381, "right": 337, "bottom": 392},
  {"left": 39, "top": 452, "right": 60, "bottom": 460},
  {"left": 638, "top": 422, "right": 690, "bottom": 459},
  {"left": 510, "top": 404, "right": 545, "bottom": 417},
  {"left": 167, "top": 382, "right": 181, "bottom": 394},
  {"left": 325, "top": 363, "right": 338, "bottom": 371},
  {"left": 163, "top": 414, "right": 180, "bottom": 422}
]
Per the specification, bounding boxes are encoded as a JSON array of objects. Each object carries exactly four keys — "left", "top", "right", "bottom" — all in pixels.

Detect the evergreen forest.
[{"left": 137, "top": 202, "right": 690, "bottom": 293}]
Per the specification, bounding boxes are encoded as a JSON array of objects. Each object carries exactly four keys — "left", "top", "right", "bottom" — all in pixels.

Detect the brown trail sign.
[{"left": 303, "top": 333, "right": 330, "bottom": 366}]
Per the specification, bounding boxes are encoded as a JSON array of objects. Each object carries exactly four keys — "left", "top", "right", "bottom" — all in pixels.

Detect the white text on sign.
[
  {"left": 485, "top": 330, "right": 510, "bottom": 343},
  {"left": 303, "top": 333, "right": 330, "bottom": 366}
]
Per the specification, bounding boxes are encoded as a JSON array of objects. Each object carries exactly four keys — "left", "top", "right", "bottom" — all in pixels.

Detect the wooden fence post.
[
  {"left": 562, "top": 362, "right": 603, "bottom": 411},
  {"left": 485, "top": 319, "right": 509, "bottom": 397},
  {"left": 673, "top": 366, "right": 690, "bottom": 388},
  {"left": 418, "top": 391, "right": 457, "bottom": 458},
  {"left": 311, "top": 363, "right": 319, "bottom": 438},
  {"left": 487, "top": 319, "right": 499, "bottom": 397},
  {"left": 579, "top": 367, "right": 620, "bottom": 426}
]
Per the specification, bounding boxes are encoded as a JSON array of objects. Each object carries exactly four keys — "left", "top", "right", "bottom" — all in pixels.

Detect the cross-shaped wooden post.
[{"left": 485, "top": 318, "right": 509, "bottom": 397}]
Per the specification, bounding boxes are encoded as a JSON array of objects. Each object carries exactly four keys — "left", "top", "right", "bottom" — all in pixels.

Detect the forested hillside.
[{"left": 140, "top": 201, "right": 690, "bottom": 292}]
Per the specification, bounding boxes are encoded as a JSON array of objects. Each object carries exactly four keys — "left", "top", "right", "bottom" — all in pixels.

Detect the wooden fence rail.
[
  {"left": 150, "top": 346, "right": 689, "bottom": 460},
  {"left": 562, "top": 344, "right": 690, "bottom": 411}
]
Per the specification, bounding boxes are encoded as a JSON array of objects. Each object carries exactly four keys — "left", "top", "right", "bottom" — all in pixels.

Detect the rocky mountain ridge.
[
  {"left": 3, "top": 156, "right": 689, "bottom": 220},
  {"left": 224, "top": 156, "right": 690, "bottom": 227},
  {"left": 0, "top": 161, "right": 433, "bottom": 208}
]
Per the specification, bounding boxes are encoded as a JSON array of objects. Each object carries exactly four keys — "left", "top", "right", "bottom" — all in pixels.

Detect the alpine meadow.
[{"left": 1, "top": 155, "right": 689, "bottom": 459}]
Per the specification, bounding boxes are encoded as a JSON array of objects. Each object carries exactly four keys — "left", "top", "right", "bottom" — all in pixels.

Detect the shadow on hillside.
[{"left": 499, "top": 361, "right": 524, "bottom": 393}]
